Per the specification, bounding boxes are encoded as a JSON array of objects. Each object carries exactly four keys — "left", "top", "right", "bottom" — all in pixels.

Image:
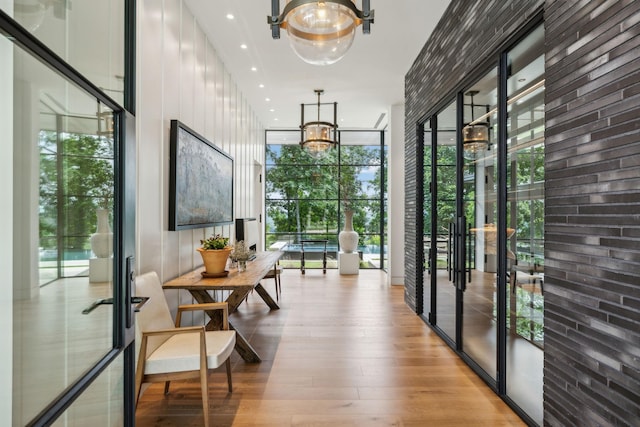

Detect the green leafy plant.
[{"left": 200, "top": 234, "right": 229, "bottom": 250}]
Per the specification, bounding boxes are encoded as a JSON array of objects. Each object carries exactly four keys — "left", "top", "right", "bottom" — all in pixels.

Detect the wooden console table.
[{"left": 163, "top": 250, "right": 283, "bottom": 362}]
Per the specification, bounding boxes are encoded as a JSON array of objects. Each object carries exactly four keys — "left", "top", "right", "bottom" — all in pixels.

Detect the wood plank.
[
  {"left": 163, "top": 251, "right": 283, "bottom": 291},
  {"left": 136, "top": 269, "right": 526, "bottom": 427}
]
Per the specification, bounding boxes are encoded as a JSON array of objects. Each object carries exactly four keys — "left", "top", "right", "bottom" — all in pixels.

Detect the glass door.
[
  {"left": 419, "top": 24, "right": 545, "bottom": 425},
  {"left": 3, "top": 2, "right": 136, "bottom": 425},
  {"left": 505, "top": 25, "right": 545, "bottom": 426},
  {"left": 432, "top": 100, "right": 458, "bottom": 344},
  {"left": 461, "top": 68, "right": 499, "bottom": 380},
  {"left": 422, "top": 119, "right": 432, "bottom": 318}
]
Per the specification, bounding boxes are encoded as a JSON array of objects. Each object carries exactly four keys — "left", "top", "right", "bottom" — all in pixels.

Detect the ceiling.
[{"left": 183, "top": 0, "right": 451, "bottom": 131}]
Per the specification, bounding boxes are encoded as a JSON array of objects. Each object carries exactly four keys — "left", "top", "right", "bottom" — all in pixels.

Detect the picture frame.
[{"left": 169, "top": 120, "right": 234, "bottom": 230}]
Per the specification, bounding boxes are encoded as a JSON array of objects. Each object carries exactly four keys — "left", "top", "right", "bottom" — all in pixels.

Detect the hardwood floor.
[{"left": 135, "top": 269, "right": 526, "bottom": 426}]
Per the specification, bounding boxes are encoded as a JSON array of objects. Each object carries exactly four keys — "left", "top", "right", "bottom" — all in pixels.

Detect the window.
[{"left": 265, "top": 130, "right": 386, "bottom": 270}]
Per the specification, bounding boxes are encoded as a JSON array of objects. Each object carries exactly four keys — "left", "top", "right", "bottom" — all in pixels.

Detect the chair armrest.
[
  {"left": 141, "top": 325, "right": 205, "bottom": 337},
  {"left": 175, "top": 302, "right": 229, "bottom": 330},
  {"left": 178, "top": 302, "right": 228, "bottom": 312}
]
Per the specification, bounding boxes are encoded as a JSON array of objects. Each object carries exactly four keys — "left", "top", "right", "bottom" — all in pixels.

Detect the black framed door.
[
  {"left": 418, "top": 22, "right": 545, "bottom": 426},
  {"left": 2, "top": 3, "right": 137, "bottom": 425}
]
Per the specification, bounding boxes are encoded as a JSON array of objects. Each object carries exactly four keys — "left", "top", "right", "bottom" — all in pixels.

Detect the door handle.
[
  {"left": 456, "top": 216, "right": 467, "bottom": 292},
  {"left": 82, "top": 296, "right": 149, "bottom": 315}
]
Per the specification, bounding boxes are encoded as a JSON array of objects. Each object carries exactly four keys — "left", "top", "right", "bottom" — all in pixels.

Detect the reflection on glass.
[
  {"left": 12, "top": 0, "right": 126, "bottom": 106},
  {"left": 422, "top": 119, "right": 432, "bottom": 313},
  {"left": 13, "top": 45, "right": 115, "bottom": 424},
  {"left": 51, "top": 355, "right": 124, "bottom": 426},
  {"left": 434, "top": 100, "right": 457, "bottom": 343},
  {"left": 505, "top": 24, "right": 545, "bottom": 426},
  {"left": 461, "top": 67, "right": 499, "bottom": 380}
]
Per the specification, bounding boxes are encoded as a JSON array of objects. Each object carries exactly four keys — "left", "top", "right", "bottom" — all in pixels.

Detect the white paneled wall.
[
  {"left": 137, "top": 0, "right": 265, "bottom": 294},
  {"left": 0, "top": 1, "right": 13, "bottom": 422}
]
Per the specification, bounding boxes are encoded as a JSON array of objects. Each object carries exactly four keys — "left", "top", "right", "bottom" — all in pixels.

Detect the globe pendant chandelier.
[
  {"left": 300, "top": 89, "right": 338, "bottom": 159},
  {"left": 463, "top": 90, "right": 490, "bottom": 158},
  {"left": 268, "top": 0, "right": 374, "bottom": 65}
]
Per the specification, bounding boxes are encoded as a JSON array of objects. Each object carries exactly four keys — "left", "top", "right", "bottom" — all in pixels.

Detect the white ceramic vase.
[
  {"left": 90, "top": 208, "right": 113, "bottom": 258},
  {"left": 338, "top": 210, "right": 359, "bottom": 253}
]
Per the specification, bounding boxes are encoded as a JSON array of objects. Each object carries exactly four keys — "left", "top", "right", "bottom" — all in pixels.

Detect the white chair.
[{"left": 134, "top": 271, "right": 235, "bottom": 427}]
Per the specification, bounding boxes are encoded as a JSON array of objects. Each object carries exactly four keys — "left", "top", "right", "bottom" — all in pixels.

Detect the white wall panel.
[
  {"left": 389, "top": 104, "right": 405, "bottom": 285},
  {"left": 137, "top": 0, "right": 265, "bottom": 293},
  {"left": 138, "top": 0, "right": 165, "bottom": 279},
  {"left": 177, "top": 5, "right": 196, "bottom": 281},
  {"left": 204, "top": 44, "right": 216, "bottom": 142},
  {"left": 193, "top": 24, "right": 206, "bottom": 135},
  {"left": 159, "top": 0, "right": 181, "bottom": 282},
  {"left": 0, "top": 3, "right": 13, "bottom": 420}
]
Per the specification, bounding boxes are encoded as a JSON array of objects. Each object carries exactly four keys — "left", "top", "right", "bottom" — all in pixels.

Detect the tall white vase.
[
  {"left": 338, "top": 210, "right": 359, "bottom": 253},
  {"left": 90, "top": 208, "right": 113, "bottom": 258}
]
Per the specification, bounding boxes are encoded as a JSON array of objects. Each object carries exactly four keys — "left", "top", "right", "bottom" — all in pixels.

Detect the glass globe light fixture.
[
  {"left": 285, "top": 1, "right": 357, "bottom": 65},
  {"left": 269, "top": 0, "right": 374, "bottom": 66},
  {"left": 463, "top": 90, "right": 490, "bottom": 159},
  {"left": 300, "top": 89, "right": 338, "bottom": 159},
  {"left": 462, "top": 122, "right": 490, "bottom": 158}
]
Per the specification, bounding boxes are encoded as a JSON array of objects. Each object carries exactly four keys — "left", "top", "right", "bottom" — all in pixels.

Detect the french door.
[
  {"left": 2, "top": 2, "right": 137, "bottom": 425},
  {"left": 420, "top": 23, "right": 545, "bottom": 426}
]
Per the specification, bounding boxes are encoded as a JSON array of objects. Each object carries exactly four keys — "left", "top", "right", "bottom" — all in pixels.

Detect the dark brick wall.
[
  {"left": 405, "top": 0, "right": 640, "bottom": 425},
  {"left": 544, "top": 1, "right": 640, "bottom": 425}
]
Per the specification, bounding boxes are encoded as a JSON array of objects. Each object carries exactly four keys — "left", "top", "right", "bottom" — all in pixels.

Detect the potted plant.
[
  {"left": 230, "top": 240, "right": 254, "bottom": 272},
  {"left": 197, "top": 234, "right": 231, "bottom": 274}
]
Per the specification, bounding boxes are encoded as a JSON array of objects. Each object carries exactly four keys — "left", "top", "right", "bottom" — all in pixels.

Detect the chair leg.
[
  {"left": 226, "top": 358, "right": 233, "bottom": 392},
  {"left": 200, "top": 368, "right": 210, "bottom": 427},
  {"left": 135, "top": 340, "right": 147, "bottom": 408},
  {"left": 164, "top": 381, "right": 171, "bottom": 394}
]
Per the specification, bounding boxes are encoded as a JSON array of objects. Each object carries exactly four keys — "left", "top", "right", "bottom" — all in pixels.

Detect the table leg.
[
  {"left": 189, "top": 288, "right": 262, "bottom": 363},
  {"left": 322, "top": 251, "right": 327, "bottom": 274},
  {"left": 229, "top": 323, "right": 261, "bottom": 363},
  {"left": 254, "top": 283, "right": 280, "bottom": 310}
]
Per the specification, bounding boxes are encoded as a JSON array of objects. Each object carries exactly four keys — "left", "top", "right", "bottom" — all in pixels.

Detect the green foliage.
[
  {"left": 39, "top": 130, "right": 114, "bottom": 253},
  {"left": 265, "top": 142, "right": 384, "bottom": 244},
  {"left": 200, "top": 234, "right": 230, "bottom": 250}
]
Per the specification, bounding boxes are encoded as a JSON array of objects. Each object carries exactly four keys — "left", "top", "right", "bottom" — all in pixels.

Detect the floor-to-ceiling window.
[
  {"left": 419, "top": 24, "right": 544, "bottom": 426},
  {"left": 265, "top": 129, "right": 386, "bottom": 270}
]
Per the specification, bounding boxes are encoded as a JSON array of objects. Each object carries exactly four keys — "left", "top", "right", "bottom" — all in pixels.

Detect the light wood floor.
[{"left": 135, "top": 269, "right": 526, "bottom": 427}]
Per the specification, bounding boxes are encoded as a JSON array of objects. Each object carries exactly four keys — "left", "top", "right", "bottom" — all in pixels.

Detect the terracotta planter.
[{"left": 197, "top": 247, "right": 232, "bottom": 274}]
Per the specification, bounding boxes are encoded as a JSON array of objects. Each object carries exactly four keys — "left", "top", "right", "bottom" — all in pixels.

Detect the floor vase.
[{"left": 338, "top": 210, "right": 359, "bottom": 253}]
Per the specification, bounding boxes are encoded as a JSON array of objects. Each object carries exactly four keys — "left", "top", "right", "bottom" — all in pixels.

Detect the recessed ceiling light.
[
  {"left": 274, "top": 118, "right": 279, "bottom": 121},
  {"left": 265, "top": 97, "right": 271, "bottom": 102},
  {"left": 240, "top": 44, "right": 248, "bottom": 49},
  {"left": 259, "top": 84, "right": 265, "bottom": 88},
  {"left": 269, "top": 108, "right": 275, "bottom": 112},
  {"left": 251, "top": 66, "right": 257, "bottom": 72},
  {"left": 226, "top": 13, "right": 234, "bottom": 20}
]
